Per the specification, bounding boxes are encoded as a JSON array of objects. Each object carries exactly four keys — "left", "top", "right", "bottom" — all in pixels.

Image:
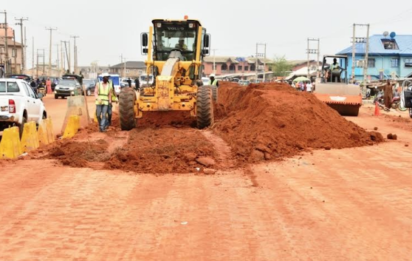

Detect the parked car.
[
  {"left": 84, "top": 79, "right": 97, "bottom": 96},
  {"left": 6, "top": 74, "right": 32, "bottom": 83},
  {"left": 54, "top": 79, "right": 82, "bottom": 99},
  {"left": 238, "top": 80, "right": 250, "bottom": 86},
  {"left": 0, "top": 78, "right": 47, "bottom": 136},
  {"left": 139, "top": 74, "right": 154, "bottom": 87},
  {"left": 121, "top": 78, "right": 135, "bottom": 88}
]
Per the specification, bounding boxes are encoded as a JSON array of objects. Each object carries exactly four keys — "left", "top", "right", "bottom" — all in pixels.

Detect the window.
[
  {"left": 238, "top": 66, "right": 243, "bottom": 71},
  {"left": 244, "top": 66, "right": 249, "bottom": 71},
  {"left": 391, "top": 58, "right": 399, "bottom": 68},
  {"left": 229, "top": 64, "right": 236, "bottom": 71},
  {"left": 7, "top": 82, "right": 20, "bottom": 92},
  {"left": 221, "top": 64, "right": 227, "bottom": 71},
  {"left": 368, "top": 58, "right": 375, "bottom": 68},
  {"left": 381, "top": 39, "right": 399, "bottom": 50},
  {"left": 250, "top": 64, "right": 256, "bottom": 71},
  {"left": 0, "top": 82, "right": 5, "bottom": 92},
  {"left": 405, "top": 59, "right": 412, "bottom": 68}
]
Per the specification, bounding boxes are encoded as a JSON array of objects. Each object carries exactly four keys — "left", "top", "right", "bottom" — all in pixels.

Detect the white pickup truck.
[{"left": 0, "top": 78, "right": 47, "bottom": 136}]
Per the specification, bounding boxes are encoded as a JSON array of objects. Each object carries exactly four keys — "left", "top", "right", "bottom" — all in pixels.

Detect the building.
[
  {"left": 0, "top": 38, "right": 23, "bottom": 74},
  {"left": 203, "top": 56, "right": 272, "bottom": 79},
  {"left": 110, "top": 61, "right": 146, "bottom": 78},
  {"left": 337, "top": 34, "right": 412, "bottom": 80},
  {"left": 285, "top": 60, "right": 321, "bottom": 81},
  {"left": 79, "top": 64, "right": 111, "bottom": 79}
]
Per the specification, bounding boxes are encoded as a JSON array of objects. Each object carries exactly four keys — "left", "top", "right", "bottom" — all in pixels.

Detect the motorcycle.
[
  {"left": 402, "top": 80, "right": 412, "bottom": 118},
  {"left": 373, "top": 90, "right": 401, "bottom": 111}
]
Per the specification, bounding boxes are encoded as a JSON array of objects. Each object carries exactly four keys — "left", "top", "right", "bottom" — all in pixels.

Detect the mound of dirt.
[
  {"left": 47, "top": 139, "right": 110, "bottom": 168},
  {"left": 213, "top": 82, "right": 383, "bottom": 163},
  {"left": 104, "top": 127, "right": 217, "bottom": 173}
]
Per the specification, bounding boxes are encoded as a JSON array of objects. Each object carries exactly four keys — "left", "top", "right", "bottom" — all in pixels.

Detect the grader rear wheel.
[
  {"left": 196, "top": 85, "right": 214, "bottom": 129},
  {"left": 119, "top": 87, "right": 137, "bottom": 130}
]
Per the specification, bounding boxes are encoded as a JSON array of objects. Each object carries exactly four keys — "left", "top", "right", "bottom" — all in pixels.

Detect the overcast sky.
[{"left": 3, "top": 0, "right": 412, "bottom": 70}]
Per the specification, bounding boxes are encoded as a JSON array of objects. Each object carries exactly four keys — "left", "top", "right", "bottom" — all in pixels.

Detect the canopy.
[{"left": 293, "top": 76, "right": 310, "bottom": 82}]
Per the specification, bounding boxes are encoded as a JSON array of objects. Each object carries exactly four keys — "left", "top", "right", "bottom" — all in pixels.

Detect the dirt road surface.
[{"left": 1, "top": 88, "right": 412, "bottom": 260}]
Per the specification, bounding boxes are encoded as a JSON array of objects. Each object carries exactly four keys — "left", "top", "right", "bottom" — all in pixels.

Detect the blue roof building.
[{"left": 337, "top": 34, "right": 412, "bottom": 80}]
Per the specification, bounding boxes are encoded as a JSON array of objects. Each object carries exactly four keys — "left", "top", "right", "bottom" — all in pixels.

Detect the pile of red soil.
[
  {"left": 104, "top": 127, "right": 217, "bottom": 173},
  {"left": 213, "top": 82, "right": 383, "bottom": 163},
  {"left": 47, "top": 139, "right": 110, "bottom": 168}
]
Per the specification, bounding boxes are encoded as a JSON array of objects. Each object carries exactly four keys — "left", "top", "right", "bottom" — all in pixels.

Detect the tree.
[{"left": 271, "top": 56, "right": 293, "bottom": 77}]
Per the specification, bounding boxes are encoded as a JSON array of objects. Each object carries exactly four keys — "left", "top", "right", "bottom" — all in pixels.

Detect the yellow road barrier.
[
  {"left": 0, "top": 126, "right": 23, "bottom": 159},
  {"left": 62, "top": 115, "right": 80, "bottom": 139},
  {"left": 21, "top": 121, "right": 40, "bottom": 153}
]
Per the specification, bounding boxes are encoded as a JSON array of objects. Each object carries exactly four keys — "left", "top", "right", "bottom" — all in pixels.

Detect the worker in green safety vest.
[
  {"left": 94, "top": 73, "right": 113, "bottom": 132},
  {"left": 106, "top": 77, "right": 118, "bottom": 129},
  {"left": 210, "top": 74, "right": 219, "bottom": 87}
]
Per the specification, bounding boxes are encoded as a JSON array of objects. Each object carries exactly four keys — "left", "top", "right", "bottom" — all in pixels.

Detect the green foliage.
[{"left": 271, "top": 56, "right": 293, "bottom": 77}]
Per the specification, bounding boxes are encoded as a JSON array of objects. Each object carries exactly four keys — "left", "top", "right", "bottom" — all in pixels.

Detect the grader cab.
[{"left": 118, "top": 18, "right": 214, "bottom": 130}]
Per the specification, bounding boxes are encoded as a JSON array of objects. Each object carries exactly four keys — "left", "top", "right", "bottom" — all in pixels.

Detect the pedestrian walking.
[
  {"left": 106, "top": 77, "right": 118, "bottom": 129},
  {"left": 210, "top": 74, "right": 219, "bottom": 87},
  {"left": 0, "top": 65, "right": 4, "bottom": 78},
  {"left": 95, "top": 73, "right": 113, "bottom": 132},
  {"left": 134, "top": 77, "right": 140, "bottom": 90},
  {"left": 383, "top": 79, "right": 393, "bottom": 111},
  {"left": 46, "top": 78, "right": 52, "bottom": 94},
  {"left": 127, "top": 77, "right": 132, "bottom": 87}
]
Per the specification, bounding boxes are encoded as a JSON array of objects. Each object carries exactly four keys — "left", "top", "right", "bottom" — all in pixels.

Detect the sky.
[{"left": 2, "top": 0, "right": 412, "bottom": 70}]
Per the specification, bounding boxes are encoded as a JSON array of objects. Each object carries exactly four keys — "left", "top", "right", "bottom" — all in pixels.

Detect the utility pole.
[
  {"left": 307, "top": 38, "right": 320, "bottom": 80},
  {"left": 12, "top": 30, "right": 16, "bottom": 73},
  {"left": 36, "top": 49, "right": 45, "bottom": 77},
  {"left": 1, "top": 10, "right": 9, "bottom": 74},
  {"left": 70, "top": 35, "right": 79, "bottom": 74},
  {"left": 54, "top": 43, "right": 59, "bottom": 73},
  {"left": 351, "top": 23, "right": 370, "bottom": 85},
  {"left": 351, "top": 24, "right": 356, "bottom": 83},
  {"left": 364, "top": 24, "right": 370, "bottom": 85},
  {"left": 62, "top": 40, "right": 69, "bottom": 73},
  {"left": 45, "top": 27, "right": 57, "bottom": 76},
  {"left": 15, "top": 17, "right": 28, "bottom": 73},
  {"left": 255, "top": 43, "right": 266, "bottom": 82}
]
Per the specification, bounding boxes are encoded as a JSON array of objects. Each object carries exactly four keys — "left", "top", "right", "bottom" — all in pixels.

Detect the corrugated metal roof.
[{"left": 337, "top": 34, "right": 412, "bottom": 56}]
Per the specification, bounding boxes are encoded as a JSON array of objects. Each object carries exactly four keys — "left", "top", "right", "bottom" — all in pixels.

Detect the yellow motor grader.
[{"left": 118, "top": 18, "right": 214, "bottom": 130}]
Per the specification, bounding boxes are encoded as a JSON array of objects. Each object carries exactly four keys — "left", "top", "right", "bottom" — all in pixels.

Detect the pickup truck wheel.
[
  {"left": 54, "top": 95, "right": 58, "bottom": 99},
  {"left": 19, "top": 115, "right": 27, "bottom": 138}
]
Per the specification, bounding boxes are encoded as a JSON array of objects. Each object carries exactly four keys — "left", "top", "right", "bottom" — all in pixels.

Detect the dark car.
[
  {"left": 54, "top": 79, "right": 82, "bottom": 99},
  {"left": 84, "top": 79, "right": 97, "bottom": 96},
  {"left": 6, "top": 74, "right": 32, "bottom": 83}
]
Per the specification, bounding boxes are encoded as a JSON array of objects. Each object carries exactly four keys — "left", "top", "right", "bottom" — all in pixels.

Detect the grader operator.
[{"left": 118, "top": 18, "right": 215, "bottom": 130}]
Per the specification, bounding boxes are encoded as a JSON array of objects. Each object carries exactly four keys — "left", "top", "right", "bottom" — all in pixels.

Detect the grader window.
[{"left": 154, "top": 23, "right": 197, "bottom": 61}]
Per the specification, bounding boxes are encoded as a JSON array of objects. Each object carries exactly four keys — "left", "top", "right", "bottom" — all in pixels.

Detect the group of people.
[
  {"left": 292, "top": 81, "right": 313, "bottom": 92},
  {"left": 29, "top": 77, "right": 56, "bottom": 94}
]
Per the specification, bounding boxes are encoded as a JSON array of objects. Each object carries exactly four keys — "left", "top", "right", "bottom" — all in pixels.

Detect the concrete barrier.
[
  {"left": 62, "top": 115, "right": 80, "bottom": 139},
  {"left": 21, "top": 121, "right": 40, "bottom": 153},
  {"left": 0, "top": 126, "right": 23, "bottom": 159}
]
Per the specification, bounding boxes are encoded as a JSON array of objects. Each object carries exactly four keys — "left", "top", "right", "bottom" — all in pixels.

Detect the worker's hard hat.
[
  {"left": 210, "top": 74, "right": 215, "bottom": 77},
  {"left": 101, "top": 73, "right": 110, "bottom": 77}
]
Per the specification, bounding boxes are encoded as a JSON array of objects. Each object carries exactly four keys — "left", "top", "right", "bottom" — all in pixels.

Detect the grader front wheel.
[
  {"left": 119, "top": 87, "right": 137, "bottom": 131},
  {"left": 196, "top": 85, "right": 214, "bottom": 129}
]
